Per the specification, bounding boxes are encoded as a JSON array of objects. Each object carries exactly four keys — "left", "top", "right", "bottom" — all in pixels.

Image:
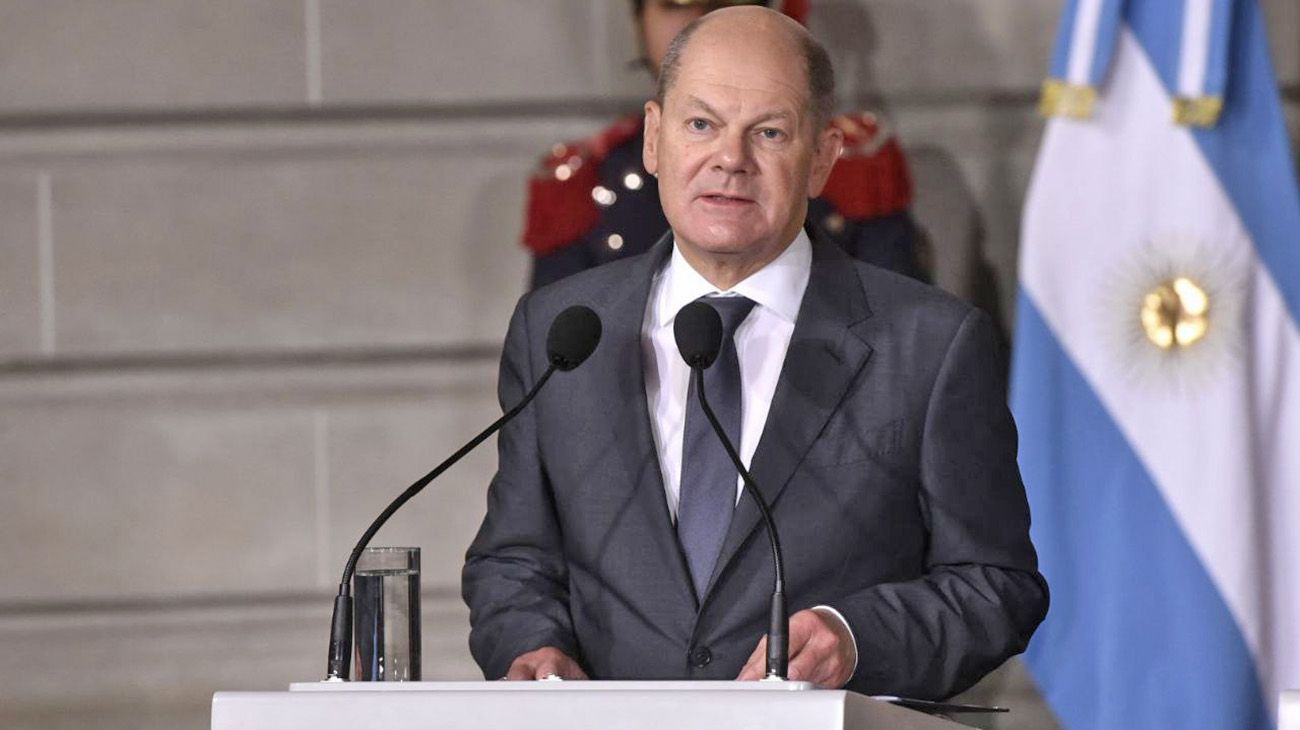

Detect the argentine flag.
[{"left": 1012, "top": 0, "right": 1300, "bottom": 728}]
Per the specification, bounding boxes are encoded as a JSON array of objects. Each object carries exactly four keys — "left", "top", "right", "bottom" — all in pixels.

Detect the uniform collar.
[{"left": 651, "top": 228, "right": 812, "bottom": 330}]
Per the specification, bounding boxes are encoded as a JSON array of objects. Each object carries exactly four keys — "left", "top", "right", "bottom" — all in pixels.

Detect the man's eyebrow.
[
  {"left": 684, "top": 96, "right": 723, "bottom": 118},
  {"left": 684, "top": 96, "right": 796, "bottom": 125},
  {"left": 751, "top": 110, "right": 796, "bottom": 125}
]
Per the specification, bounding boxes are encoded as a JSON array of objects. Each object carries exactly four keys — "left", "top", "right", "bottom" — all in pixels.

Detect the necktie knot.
[{"left": 701, "top": 295, "right": 757, "bottom": 340}]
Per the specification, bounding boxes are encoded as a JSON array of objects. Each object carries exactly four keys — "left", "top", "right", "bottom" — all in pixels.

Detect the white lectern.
[
  {"left": 1281, "top": 690, "right": 1300, "bottom": 730},
  {"left": 212, "top": 681, "right": 971, "bottom": 729}
]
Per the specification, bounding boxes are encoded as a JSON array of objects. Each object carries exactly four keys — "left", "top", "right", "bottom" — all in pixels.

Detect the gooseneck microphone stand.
[
  {"left": 326, "top": 364, "right": 560, "bottom": 680},
  {"left": 326, "top": 304, "right": 601, "bottom": 681}
]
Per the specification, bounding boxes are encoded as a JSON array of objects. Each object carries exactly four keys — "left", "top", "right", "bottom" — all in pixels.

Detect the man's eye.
[
  {"left": 688, "top": 118, "right": 710, "bottom": 131},
  {"left": 759, "top": 128, "right": 786, "bottom": 141}
]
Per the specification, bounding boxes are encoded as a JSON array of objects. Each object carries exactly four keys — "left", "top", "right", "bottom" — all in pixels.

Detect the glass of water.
[{"left": 352, "top": 546, "right": 421, "bottom": 681}]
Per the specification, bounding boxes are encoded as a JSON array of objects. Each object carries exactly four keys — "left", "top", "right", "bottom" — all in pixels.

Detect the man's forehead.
[{"left": 668, "top": 56, "right": 809, "bottom": 115}]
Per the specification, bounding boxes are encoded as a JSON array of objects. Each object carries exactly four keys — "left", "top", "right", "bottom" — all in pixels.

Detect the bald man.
[{"left": 464, "top": 7, "right": 1047, "bottom": 698}]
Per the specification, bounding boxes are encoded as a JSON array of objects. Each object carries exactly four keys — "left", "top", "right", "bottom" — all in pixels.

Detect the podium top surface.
[
  {"left": 288, "top": 679, "right": 815, "bottom": 692},
  {"left": 1282, "top": 690, "right": 1300, "bottom": 730},
  {"left": 214, "top": 681, "right": 970, "bottom": 730}
]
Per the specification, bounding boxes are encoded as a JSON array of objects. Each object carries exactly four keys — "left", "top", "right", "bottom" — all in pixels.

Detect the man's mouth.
[{"left": 697, "top": 193, "right": 755, "bottom": 206}]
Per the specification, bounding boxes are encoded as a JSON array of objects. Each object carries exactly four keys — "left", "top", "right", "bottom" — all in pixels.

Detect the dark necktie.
[{"left": 677, "top": 295, "right": 757, "bottom": 600}]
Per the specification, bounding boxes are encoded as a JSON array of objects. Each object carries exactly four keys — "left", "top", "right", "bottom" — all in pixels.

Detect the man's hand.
[
  {"left": 504, "top": 646, "right": 589, "bottom": 680},
  {"left": 736, "top": 608, "right": 856, "bottom": 688}
]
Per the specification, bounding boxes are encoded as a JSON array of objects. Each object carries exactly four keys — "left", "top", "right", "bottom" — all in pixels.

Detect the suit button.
[{"left": 688, "top": 646, "right": 712, "bottom": 668}]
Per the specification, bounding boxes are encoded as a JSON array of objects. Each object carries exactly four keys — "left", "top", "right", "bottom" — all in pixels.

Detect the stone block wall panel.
[
  {"left": 44, "top": 146, "right": 530, "bottom": 355},
  {"left": 0, "top": 404, "right": 318, "bottom": 602},
  {"left": 0, "top": 1, "right": 306, "bottom": 113},
  {"left": 813, "top": 0, "right": 1062, "bottom": 102},
  {"left": 0, "top": 0, "right": 1292, "bottom": 117},
  {"left": 893, "top": 103, "right": 1045, "bottom": 332},
  {"left": 0, "top": 592, "right": 478, "bottom": 730},
  {"left": 325, "top": 390, "right": 499, "bottom": 591},
  {"left": 320, "top": 0, "right": 606, "bottom": 104},
  {"left": 1264, "top": 0, "right": 1300, "bottom": 86},
  {"left": 0, "top": 174, "right": 41, "bottom": 355},
  {"left": 0, "top": 357, "right": 501, "bottom": 601}
]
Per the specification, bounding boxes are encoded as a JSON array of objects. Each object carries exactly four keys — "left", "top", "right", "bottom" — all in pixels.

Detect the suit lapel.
[
  {"left": 588, "top": 233, "right": 698, "bottom": 607},
  {"left": 703, "top": 237, "right": 874, "bottom": 600}
]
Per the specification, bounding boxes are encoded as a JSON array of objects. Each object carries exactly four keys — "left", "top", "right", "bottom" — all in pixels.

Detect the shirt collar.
[{"left": 652, "top": 228, "right": 812, "bottom": 330}]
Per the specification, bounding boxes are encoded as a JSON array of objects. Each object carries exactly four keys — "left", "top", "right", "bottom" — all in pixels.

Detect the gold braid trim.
[
  {"left": 1172, "top": 96, "right": 1224, "bottom": 128},
  {"left": 1039, "top": 79, "right": 1097, "bottom": 120}
]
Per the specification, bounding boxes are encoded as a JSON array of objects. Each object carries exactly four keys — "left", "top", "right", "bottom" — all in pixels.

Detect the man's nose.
[{"left": 712, "top": 129, "right": 754, "bottom": 175}]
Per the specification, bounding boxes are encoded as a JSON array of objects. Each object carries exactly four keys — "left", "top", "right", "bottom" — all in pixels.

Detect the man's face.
[{"left": 642, "top": 19, "right": 840, "bottom": 271}]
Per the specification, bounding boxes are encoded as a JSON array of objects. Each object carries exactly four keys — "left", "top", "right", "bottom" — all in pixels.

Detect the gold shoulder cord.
[{"left": 1039, "top": 78, "right": 1098, "bottom": 120}]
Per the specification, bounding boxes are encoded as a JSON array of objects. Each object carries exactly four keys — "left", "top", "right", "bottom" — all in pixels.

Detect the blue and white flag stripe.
[
  {"left": 1015, "top": 295, "right": 1271, "bottom": 729},
  {"left": 1177, "top": 0, "right": 1234, "bottom": 100},
  {"left": 1049, "top": 0, "right": 1125, "bottom": 86},
  {"left": 1014, "top": 0, "right": 1300, "bottom": 728}
]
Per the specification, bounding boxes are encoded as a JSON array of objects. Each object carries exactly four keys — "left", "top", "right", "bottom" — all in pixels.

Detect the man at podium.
[{"left": 463, "top": 6, "right": 1048, "bottom": 699}]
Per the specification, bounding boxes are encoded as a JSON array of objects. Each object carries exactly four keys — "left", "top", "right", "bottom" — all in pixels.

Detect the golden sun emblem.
[{"left": 1139, "top": 277, "right": 1210, "bottom": 350}]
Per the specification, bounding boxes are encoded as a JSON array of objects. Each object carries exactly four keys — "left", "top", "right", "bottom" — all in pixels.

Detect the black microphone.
[
  {"left": 326, "top": 304, "right": 602, "bottom": 680},
  {"left": 673, "top": 300, "right": 789, "bottom": 681}
]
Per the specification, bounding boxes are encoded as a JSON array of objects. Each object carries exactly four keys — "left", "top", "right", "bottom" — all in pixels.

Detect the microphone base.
[
  {"left": 325, "top": 592, "right": 354, "bottom": 682},
  {"left": 764, "top": 590, "right": 789, "bottom": 681}
]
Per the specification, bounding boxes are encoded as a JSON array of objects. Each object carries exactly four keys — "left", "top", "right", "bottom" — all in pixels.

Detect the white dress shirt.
[
  {"left": 640, "top": 230, "right": 858, "bottom": 679},
  {"left": 643, "top": 230, "right": 811, "bottom": 519}
]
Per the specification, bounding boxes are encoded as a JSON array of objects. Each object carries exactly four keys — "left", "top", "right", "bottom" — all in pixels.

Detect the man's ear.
[
  {"left": 806, "top": 125, "right": 843, "bottom": 198},
  {"left": 643, "top": 100, "right": 661, "bottom": 176}
]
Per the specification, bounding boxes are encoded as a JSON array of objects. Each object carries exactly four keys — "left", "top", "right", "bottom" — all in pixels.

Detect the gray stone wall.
[{"left": 1, "top": 3, "right": 1295, "bottom": 729}]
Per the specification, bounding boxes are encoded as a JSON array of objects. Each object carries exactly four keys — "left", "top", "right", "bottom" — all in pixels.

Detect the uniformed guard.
[{"left": 522, "top": 0, "right": 926, "bottom": 290}]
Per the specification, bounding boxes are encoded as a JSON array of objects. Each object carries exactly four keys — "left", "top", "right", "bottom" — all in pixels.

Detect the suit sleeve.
[
  {"left": 461, "top": 296, "right": 581, "bottom": 679},
  {"left": 832, "top": 307, "right": 1049, "bottom": 699}
]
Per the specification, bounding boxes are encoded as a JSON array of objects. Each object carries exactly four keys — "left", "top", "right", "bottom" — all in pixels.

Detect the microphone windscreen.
[
  {"left": 546, "top": 305, "right": 602, "bottom": 371},
  {"left": 674, "top": 300, "right": 723, "bottom": 369}
]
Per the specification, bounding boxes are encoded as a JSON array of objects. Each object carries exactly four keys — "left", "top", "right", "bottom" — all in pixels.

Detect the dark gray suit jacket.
[{"left": 462, "top": 231, "right": 1047, "bottom": 699}]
